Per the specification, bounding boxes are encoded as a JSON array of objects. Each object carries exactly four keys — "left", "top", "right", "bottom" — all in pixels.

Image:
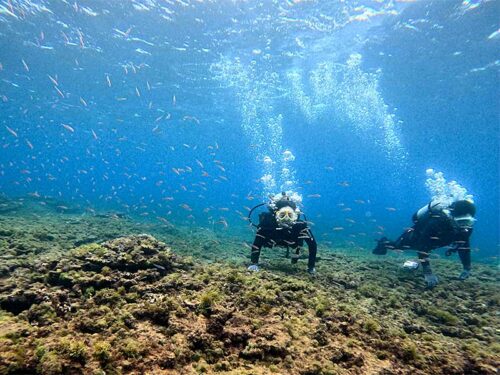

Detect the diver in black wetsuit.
[
  {"left": 373, "top": 199, "right": 476, "bottom": 288},
  {"left": 247, "top": 192, "right": 317, "bottom": 274}
]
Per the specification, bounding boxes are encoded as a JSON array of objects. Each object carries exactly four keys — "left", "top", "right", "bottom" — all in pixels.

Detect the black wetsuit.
[
  {"left": 391, "top": 207, "right": 472, "bottom": 272},
  {"left": 251, "top": 211, "right": 317, "bottom": 270}
]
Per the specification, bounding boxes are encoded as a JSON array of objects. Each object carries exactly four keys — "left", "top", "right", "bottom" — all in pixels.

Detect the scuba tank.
[{"left": 413, "top": 200, "right": 450, "bottom": 223}]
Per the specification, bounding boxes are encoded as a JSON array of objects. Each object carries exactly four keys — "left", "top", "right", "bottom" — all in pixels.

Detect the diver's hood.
[
  {"left": 450, "top": 199, "right": 476, "bottom": 218},
  {"left": 274, "top": 198, "right": 297, "bottom": 211}
]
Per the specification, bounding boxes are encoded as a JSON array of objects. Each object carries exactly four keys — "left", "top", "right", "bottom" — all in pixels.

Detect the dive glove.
[{"left": 247, "top": 264, "right": 259, "bottom": 272}]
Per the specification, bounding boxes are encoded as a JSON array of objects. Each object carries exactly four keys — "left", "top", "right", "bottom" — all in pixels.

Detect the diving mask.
[
  {"left": 454, "top": 214, "right": 475, "bottom": 229},
  {"left": 275, "top": 206, "right": 298, "bottom": 226}
]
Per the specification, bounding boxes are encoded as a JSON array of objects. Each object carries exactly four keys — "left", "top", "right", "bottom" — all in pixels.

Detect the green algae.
[
  {"left": 59, "top": 338, "right": 88, "bottom": 362},
  {"left": 400, "top": 340, "right": 420, "bottom": 362},
  {"left": 36, "top": 351, "right": 63, "bottom": 375},
  {"left": 426, "top": 307, "right": 460, "bottom": 325},
  {"left": 362, "top": 318, "right": 381, "bottom": 334},
  {"left": 198, "top": 289, "right": 222, "bottom": 317},
  {"left": 92, "top": 341, "right": 112, "bottom": 363},
  {"left": 120, "top": 339, "right": 145, "bottom": 359}
]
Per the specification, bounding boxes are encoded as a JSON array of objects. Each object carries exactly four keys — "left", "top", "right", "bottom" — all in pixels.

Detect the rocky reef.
[{"left": 0, "top": 207, "right": 498, "bottom": 374}]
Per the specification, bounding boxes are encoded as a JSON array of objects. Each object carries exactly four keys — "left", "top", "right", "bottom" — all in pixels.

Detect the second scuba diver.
[
  {"left": 247, "top": 192, "right": 317, "bottom": 274},
  {"left": 372, "top": 199, "right": 476, "bottom": 288}
]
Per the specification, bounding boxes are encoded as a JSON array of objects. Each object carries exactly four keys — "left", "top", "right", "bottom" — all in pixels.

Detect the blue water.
[{"left": 0, "top": 0, "right": 498, "bottom": 259}]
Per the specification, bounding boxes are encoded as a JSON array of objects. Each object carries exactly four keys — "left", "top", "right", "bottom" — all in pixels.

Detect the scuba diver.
[
  {"left": 247, "top": 192, "right": 317, "bottom": 274},
  {"left": 372, "top": 199, "right": 476, "bottom": 288}
]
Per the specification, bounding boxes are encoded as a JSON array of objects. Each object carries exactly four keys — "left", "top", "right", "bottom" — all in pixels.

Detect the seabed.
[{"left": 0, "top": 197, "right": 498, "bottom": 374}]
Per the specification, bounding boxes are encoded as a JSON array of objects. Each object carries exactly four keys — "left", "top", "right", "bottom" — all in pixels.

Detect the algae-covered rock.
[
  {"left": 0, "top": 289, "right": 45, "bottom": 315},
  {"left": 0, "top": 221, "right": 498, "bottom": 375},
  {"left": 72, "top": 234, "right": 186, "bottom": 273},
  {"left": 427, "top": 307, "right": 460, "bottom": 325}
]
